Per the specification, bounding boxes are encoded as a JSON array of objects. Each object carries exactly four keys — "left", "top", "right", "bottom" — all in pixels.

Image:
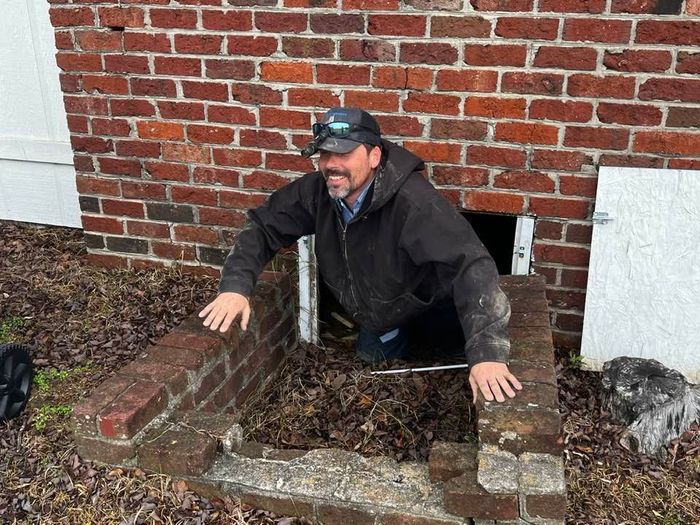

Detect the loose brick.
[
  {"left": 532, "top": 149, "right": 591, "bottom": 171},
  {"left": 158, "top": 101, "right": 205, "bottom": 121},
  {"left": 75, "top": 436, "right": 136, "bottom": 464},
  {"left": 603, "top": 49, "right": 672, "bottom": 73},
  {"left": 559, "top": 174, "right": 597, "bottom": 198},
  {"left": 71, "top": 136, "right": 113, "bottom": 153},
  {"left": 495, "top": 17, "right": 559, "bottom": 39},
  {"left": 231, "top": 83, "right": 283, "bottom": 106},
  {"left": 568, "top": 74, "right": 633, "bottom": 99},
  {"left": 187, "top": 124, "right": 234, "bottom": 145},
  {"left": 122, "top": 181, "right": 167, "bottom": 201},
  {"left": 495, "top": 122, "right": 559, "bottom": 145},
  {"left": 597, "top": 102, "right": 662, "bottom": 126},
  {"left": 240, "top": 129, "right": 287, "bottom": 150},
  {"left": 374, "top": 66, "right": 433, "bottom": 90},
  {"left": 76, "top": 30, "right": 122, "bottom": 52},
  {"left": 119, "top": 360, "right": 188, "bottom": 396},
  {"left": 564, "top": 126, "right": 629, "bottom": 150},
  {"left": 103, "top": 54, "right": 149, "bottom": 74},
  {"left": 260, "top": 108, "right": 310, "bottom": 130},
  {"left": 502, "top": 72, "right": 563, "bottom": 95},
  {"left": 478, "top": 407, "right": 562, "bottom": 455},
  {"left": 111, "top": 99, "right": 156, "bottom": 117},
  {"left": 130, "top": 77, "right": 176, "bottom": 97},
  {"left": 634, "top": 131, "right": 700, "bottom": 156},
  {"left": 563, "top": 19, "right": 631, "bottom": 43},
  {"left": 102, "top": 199, "right": 144, "bottom": 218},
  {"left": 55, "top": 52, "right": 102, "bottom": 72},
  {"left": 431, "top": 15, "right": 491, "bottom": 37},
  {"left": 599, "top": 152, "right": 665, "bottom": 168},
  {"left": 182, "top": 80, "right": 228, "bottom": 102},
  {"left": 127, "top": 220, "right": 170, "bottom": 238},
  {"left": 98, "top": 381, "right": 166, "bottom": 439},
  {"left": 534, "top": 45, "right": 597, "bottom": 70},
  {"left": 530, "top": 196, "right": 590, "bottom": 219},
  {"left": 64, "top": 95, "right": 109, "bottom": 116},
  {"left": 639, "top": 78, "right": 700, "bottom": 103},
  {"left": 76, "top": 175, "right": 119, "bottom": 196},
  {"left": 172, "top": 186, "right": 218, "bottom": 206},
  {"left": 375, "top": 115, "right": 424, "bottom": 137},
  {"left": 72, "top": 376, "right": 134, "bottom": 438},
  {"left": 464, "top": 44, "right": 526, "bottom": 66},
  {"left": 139, "top": 427, "right": 217, "bottom": 476},
  {"left": 136, "top": 121, "right": 184, "bottom": 140},
  {"left": 428, "top": 441, "right": 478, "bottom": 482},
  {"left": 162, "top": 143, "right": 211, "bottom": 164},
  {"left": 228, "top": 36, "right": 278, "bottom": 56},
  {"left": 265, "top": 153, "right": 314, "bottom": 173}
]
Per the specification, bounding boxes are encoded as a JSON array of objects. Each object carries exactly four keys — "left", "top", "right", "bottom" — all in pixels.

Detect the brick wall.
[{"left": 48, "top": 0, "right": 700, "bottom": 346}]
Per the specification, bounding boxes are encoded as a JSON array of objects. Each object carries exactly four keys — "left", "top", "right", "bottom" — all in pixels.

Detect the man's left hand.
[{"left": 469, "top": 362, "right": 522, "bottom": 403}]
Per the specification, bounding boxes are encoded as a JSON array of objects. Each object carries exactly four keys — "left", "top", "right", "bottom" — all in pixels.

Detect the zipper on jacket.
[{"left": 340, "top": 218, "right": 359, "bottom": 317}]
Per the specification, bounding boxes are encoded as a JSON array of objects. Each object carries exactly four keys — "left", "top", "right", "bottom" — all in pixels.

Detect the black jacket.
[{"left": 220, "top": 140, "right": 511, "bottom": 367}]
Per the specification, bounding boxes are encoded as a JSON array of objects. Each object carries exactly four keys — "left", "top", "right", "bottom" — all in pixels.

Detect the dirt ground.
[{"left": 1, "top": 222, "right": 698, "bottom": 524}]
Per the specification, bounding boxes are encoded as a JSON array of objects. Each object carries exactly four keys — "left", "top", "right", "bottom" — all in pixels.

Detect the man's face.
[{"left": 319, "top": 144, "right": 381, "bottom": 204}]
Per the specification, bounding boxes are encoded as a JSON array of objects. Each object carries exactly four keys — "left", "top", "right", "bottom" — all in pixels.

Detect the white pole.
[{"left": 370, "top": 363, "right": 470, "bottom": 375}]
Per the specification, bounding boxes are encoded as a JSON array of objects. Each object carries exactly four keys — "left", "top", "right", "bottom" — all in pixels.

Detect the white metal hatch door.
[
  {"left": 0, "top": 0, "right": 80, "bottom": 227},
  {"left": 581, "top": 167, "right": 700, "bottom": 383}
]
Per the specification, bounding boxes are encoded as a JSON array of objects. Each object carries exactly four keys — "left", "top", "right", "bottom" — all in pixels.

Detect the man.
[{"left": 199, "top": 107, "right": 522, "bottom": 403}]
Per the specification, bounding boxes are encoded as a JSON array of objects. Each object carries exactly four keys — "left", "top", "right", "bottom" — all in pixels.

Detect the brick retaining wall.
[{"left": 72, "top": 274, "right": 566, "bottom": 524}]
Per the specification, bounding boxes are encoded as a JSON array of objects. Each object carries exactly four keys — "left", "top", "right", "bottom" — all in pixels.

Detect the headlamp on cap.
[{"left": 300, "top": 122, "right": 380, "bottom": 158}]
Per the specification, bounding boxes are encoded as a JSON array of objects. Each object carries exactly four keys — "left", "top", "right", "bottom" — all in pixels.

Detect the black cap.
[{"left": 317, "top": 107, "right": 382, "bottom": 154}]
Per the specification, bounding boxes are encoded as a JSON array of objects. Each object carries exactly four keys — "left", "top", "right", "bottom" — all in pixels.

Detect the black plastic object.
[{"left": 0, "top": 344, "right": 33, "bottom": 421}]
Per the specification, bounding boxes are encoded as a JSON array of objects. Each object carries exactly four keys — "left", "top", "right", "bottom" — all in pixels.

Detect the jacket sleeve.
[
  {"left": 400, "top": 182, "right": 511, "bottom": 367},
  {"left": 219, "top": 175, "right": 317, "bottom": 297}
]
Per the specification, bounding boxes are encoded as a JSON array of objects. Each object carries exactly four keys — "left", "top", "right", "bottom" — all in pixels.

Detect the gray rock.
[{"left": 601, "top": 356, "right": 700, "bottom": 456}]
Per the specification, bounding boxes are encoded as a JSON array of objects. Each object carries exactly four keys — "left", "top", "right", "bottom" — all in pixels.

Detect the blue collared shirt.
[{"left": 337, "top": 179, "right": 374, "bottom": 224}]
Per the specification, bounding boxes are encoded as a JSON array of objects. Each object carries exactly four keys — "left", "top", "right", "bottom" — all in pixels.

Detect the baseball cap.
[{"left": 315, "top": 107, "right": 382, "bottom": 154}]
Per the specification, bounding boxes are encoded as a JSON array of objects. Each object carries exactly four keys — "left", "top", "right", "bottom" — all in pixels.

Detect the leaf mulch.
[
  {"left": 237, "top": 341, "right": 475, "bottom": 462},
  {"left": 1, "top": 222, "right": 699, "bottom": 524}
]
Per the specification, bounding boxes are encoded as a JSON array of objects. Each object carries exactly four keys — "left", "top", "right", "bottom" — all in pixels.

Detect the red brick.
[
  {"left": 127, "top": 220, "right": 170, "bottom": 238},
  {"left": 532, "top": 149, "right": 591, "bottom": 171},
  {"left": 115, "top": 140, "right": 161, "bottom": 158},
  {"left": 98, "top": 381, "right": 166, "bottom": 439},
  {"left": 136, "top": 121, "right": 184, "bottom": 140},
  {"left": 495, "top": 17, "right": 559, "bottom": 39},
  {"left": 343, "top": 0, "right": 398, "bottom": 7},
  {"left": 668, "top": 158, "right": 700, "bottom": 169},
  {"left": 374, "top": 66, "right": 433, "bottom": 90},
  {"left": 568, "top": 74, "right": 636, "bottom": 99},
  {"left": 401, "top": 43, "right": 458, "bottom": 65},
  {"left": 340, "top": 39, "right": 396, "bottom": 62},
  {"left": 432, "top": 166, "right": 488, "bottom": 187},
  {"left": 496, "top": 122, "right": 559, "bottom": 145},
  {"left": 172, "top": 186, "right": 218, "bottom": 207},
  {"left": 464, "top": 44, "right": 526, "bottom": 66},
  {"left": 283, "top": 37, "right": 335, "bottom": 59},
  {"left": 534, "top": 242, "right": 590, "bottom": 266},
  {"left": 173, "top": 224, "right": 219, "bottom": 245},
  {"left": 82, "top": 215, "right": 124, "bottom": 234},
  {"left": 677, "top": 52, "right": 700, "bottom": 75},
  {"left": 316, "top": 505, "right": 375, "bottom": 525},
  {"left": 149, "top": 8, "right": 197, "bottom": 29},
  {"left": 124, "top": 31, "right": 171, "bottom": 52},
  {"left": 375, "top": 115, "right": 424, "bottom": 137},
  {"left": 260, "top": 108, "right": 310, "bottom": 130},
  {"left": 228, "top": 36, "right": 278, "bottom": 56},
  {"left": 430, "top": 119, "right": 488, "bottom": 141},
  {"left": 144, "top": 161, "right": 189, "bottom": 182},
  {"left": 667, "top": 107, "right": 700, "bottom": 128},
  {"left": 529, "top": 99, "right": 592, "bottom": 123},
  {"left": 202, "top": 10, "right": 252, "bottom": 30},
  {"left": 159, "top": 101, "right": 205, "bottom": 121},
  {"left": 98, "top": 7, "right": 144, "bottom": 28},
  {"left": 533, "top": 45, "right": 597, "bottom": 70},
  {"left": 603, "top": 49, "right": 672, "bottom": 73},
  {"left": 316, "top": 64, "right": 370, "bottom": 85},
  {"left": 464, "top": 191, "right": 525, "bottom": 214},
  {"left": 566, "top": 223, "right": 592, "bottom": 244},
  {"left": 103, "top": 54, "right": 149, "bottom": 74},
  {"left": 403, "top": 141, "right": 462, "bottom": 163},
  {"left": 525, "top": 494, "right": 567, "bottom": 520},
  {"left": 122, "top": 181, "right": 167, "bottom": 200},
  {"left": 232, "top": 83, "right": 284, "bottom": 106},
  {"left": 102, "top": 199, "right": 145, "bottom": 218},
  {"left": 56, "top": 52, "right": 102, "bottom": 72},
  {"left": 118, "top": 360, "right": 188, "bottom": 396},
  {"left": 86, "top": 253, "right": 129, "bottom": 269},
  {"left": 67, "top": 115, "right": 89, "bottom": 133},
  {"left": 502, "top": 72, "right": 563, "bottom": 95},
  {"left": 494, "top": 171, "right": 555, "bottom": 193},
  {"left": 539, "top": 0, "right": 604, "bottom": 11},
  {"left": 443, "top": 472, "right": 519, "bottom": 520},
  {"left": 559, "top": 174, "right": 597, "bottom": 197},
  {"left": 72, "top": 376, "right": 135, "bottom": 438},
  {"left": 242, "top": 171, "right": 290, "bottom": 190},
  {"left": 76, "top": 30, "right": 122, "bottom": 51},
  {"left": 154, "top": 56, "right": 201, "bottom": 76},
  {"left": 431, "top": 16, "right": 491, "bottom": 37},
  {"left": 73, "top": 155, "right": 95, "bottom": 172},
  {"left": 471, "top": 0, "right": 533, "bottom": 10},
  {"left": 260, "top": 62, "right": 313, "bottom": 83},
  {"left": 265, "top": 153, "right": 314, "bottom": 173},
  {"left": 530, "top": 196, "right": 590, "bottom": 219},
  {"left": 213, "top": 148, "right": 263, "bottom": 168},
  {"left": 50, "top": 6, "right": 95, "bottom": 27},
  {"left": 688, "top": 0, "right": 700, "bottom": 14},
  {"left": 639, "top": 78, "right": 700, "bottom": 103},
  {"left": 564, "top": 19, "right": 631, "bottom": 43},
  {"left": 152, "top": 243, "right": 196, "bottom": 260},
  {"left": 479, "top": 406, "right": 562, "bottom": 454},
  {"left": 255, "top": 11, "right": 307, "bottom": 32},
  {"left": 634, "top": 131, "right": 700, "bottom": 156},
  {"left": 71, "top": 136, "right": 113, "bottom": 153},
  {"left": 636, "top": 21, "right": 700, "bottom": 45},
  {"left": 564, "top": 126, "right": 629, "bottom": 150},
  {"left": 535, "top": 220, "right": 563, "bottom": 240},
  {"left": 208, "top": 104, "right": 257, "bottom": 124},
  {"left": 404, "top": 92, "right": 461, "bottom": 116},
  {"left": 182, "top": 80, "right": 228, "bottom": 101},
  {"left": 465, "top": 96, "right": 526, "bottom": 119},
  {"left": 240, "top": 129, "right": 287, "bottom": 150},
  {"left": 368, "top": 14, "right": 426, "bottom": 36},
  {"left": 76, "top": 175, "right": 119, "bottom": 196},
  {"left": 162, "top": 143, "right": 211, "bottom": 164},
  {"left": 54, "top": 31, "right": 75, "bottom": 50},
  {"left": 597, "top": 102, "right": 662, "bottom": 126},
  {"left": 174, "top": 34, "right": 223, "bottom": 54},
  {"left": 98, "top": 157, "right": 142, "bottom": 177},
  {"left": 64, "top": 95, "right": 109, "bottom": 116},
  {"left": 468, "top": 145, "right": 526, "bottom": 168},
  {"left": 219, "top": 190, "right": 268, "bottom": 209},
  {"left": 60, "top": 73, "right": 81, "bottom": 92},
  {"left": 599, "top": 154, "right": 663, "bottom": 168},
  {"left": 185, "top": 124, "right": 233, "bottom": 144},
  {"left": 199, "top": 207, "right": 246, "bottom": 227},
  {"left": 129, "top": 77, "right": 175, "bottom": 97},
  {"left": 311, "top": 13, "right": 365, "bottom": 33},
  {"left": 436, "top": 70, "right": 498, "bottom": 93},
  {"left": 611, "top": 0, "right": 658, "bottom": 12}
]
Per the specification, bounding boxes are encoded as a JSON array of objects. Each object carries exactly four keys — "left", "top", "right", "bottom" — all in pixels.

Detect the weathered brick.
[
  {"left": 401, "top": 43, "right": 458, "bottom": 65},
  {"left": 436, "top": 70, "right": 498, "bottom": 93},
  {"left": 464, "top": 44, "right": 526, "bottom": 66},
  {"left": 317, "top": 504, "right": 376, "bottom": 525},
  {"left": 443, "top": 471, "right": 518, "bottom": 520},
  {"left": 533, "top": 45, "right": 597, "bottom": 70},
  {"left": 340, "top": 39, "right": 396, "bottom": 63},
  {"left": 283, "top": 37, "right": 335, "bottom": 59},
  {"left": 468, "top": 145, "right": 527, "bottom": 168},
  {"left": 495, "top": 17, "right": 559, "bottom": 39},
  {"left": 464, "top": 191, "right": 525, "bottom": 214},
  {"left": 98, "top": 381, "right": 167, "bottom": 439},
  {"left": 431, "top": 16, "right": 490, "bottom": 37},
  {"left": 603, "top": 49, "right": 672, "bottom": 73},
  {"left": 72, "top": 376, "right": 134, "bottom": 438},
  {"left": 139, "top": 427, "right": 217, "bottom": 475},
  {"left": 634, "top": 131, "right": 700, "bottom": 156},
  {"left": 494, "top": 171, "right": 555, "bottom": 193},
  {"left": 636, "top": 20, "right": 700, "bottom": 45},
  {"left": 564, "top": 126, "right": 629, "bottom": 150},
  {"left": 202, "top": 10, "right": 252, "bottom": 30},
  {"left": 478, "top": 407, "right": 562, "bottom": 455},
  {"left": 502, "top": 72, "right": 563, "bottom": 95},
  {"left": 667, "top": 107, "right": 700, "bottom": 128},
  {"left": 404, "top": 92, "right": 461, "bottom": 116},
  {"left": 539, "top": 0, "right": 604, "bottom": 11},
  {"left": 676, "top": 52, "right": 700, "bottom": 74},
  {"left": 368, "top": 14, "right": 426, "bottom": 36},
  {"left": 563, "top": 19, "right": 631, "bottom": 43},
  {"left": 75, "top": 436, "right": 136, "bottom": 464},
  {"left": 240, "top": 493, "right": 314, "bottom": 521},
  {"left": 428, "top": 441, "right": 477, "bottom": 482},
  {"left": 529, "top": 99, "right": 592, "bottom": 123},
  {"left": 639, "top": 78, "right": 700, "bottom": 103}
]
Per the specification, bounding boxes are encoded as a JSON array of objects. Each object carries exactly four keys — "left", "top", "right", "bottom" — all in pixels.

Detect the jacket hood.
[{"left": 366, "top": 139, "right": 425, "bottom": 212}]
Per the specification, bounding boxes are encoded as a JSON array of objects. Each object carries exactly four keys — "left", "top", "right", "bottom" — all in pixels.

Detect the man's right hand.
[{"left": 198, "top": 292, "right": 251, "bottom": 333}]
